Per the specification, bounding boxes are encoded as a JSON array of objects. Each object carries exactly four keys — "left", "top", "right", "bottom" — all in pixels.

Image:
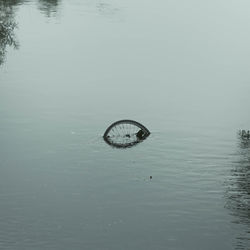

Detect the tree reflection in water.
[
  {"left": 0, "top": 0, "right": 61, "bottom": 65},
  {"left": 38, "top": 0, "right": 60, "bottom": 17},
  {"left": 0, "top": 0, "right": 22, "bottom": 65},
  {"left": 225, "top": 136, "right": 250, "bottom": 249},
  {"left": 96, "top": 1, "right": 119, "bottom": 17}
]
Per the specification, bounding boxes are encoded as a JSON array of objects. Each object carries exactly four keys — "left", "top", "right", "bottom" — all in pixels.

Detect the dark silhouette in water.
[
  {"left": 224, "top": 134, "right": 250, "bottom": 249},
  {"left": 240, "top": 130, "right": 250, "bottom": 139},
  {"left": 0, "top": 0, "right": 22, "bottom": 65},
  {"left": 38, "top": 0, "right": 60, "bottom": 17},
  {"left": 103, "top": 120, "right": 150, "bottom": 148}
]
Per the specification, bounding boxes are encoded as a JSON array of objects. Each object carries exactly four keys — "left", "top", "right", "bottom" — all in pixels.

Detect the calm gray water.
[{"left": 1, "top": 0, "right": 250, "bottom": 249}]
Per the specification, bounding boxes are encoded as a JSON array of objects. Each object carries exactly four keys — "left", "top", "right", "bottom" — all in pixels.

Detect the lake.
[{"left": 0, "top": 0, "right": 250, "bottom": 249}]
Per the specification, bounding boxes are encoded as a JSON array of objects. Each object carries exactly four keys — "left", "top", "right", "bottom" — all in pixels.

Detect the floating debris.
[{"left": 103, "top": 120, "right": 150, "bottom": 148}]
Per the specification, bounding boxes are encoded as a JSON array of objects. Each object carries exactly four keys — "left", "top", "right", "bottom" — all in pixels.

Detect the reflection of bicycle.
[{"left": 103, "top": 120, "right": 150, "bottom": 148}]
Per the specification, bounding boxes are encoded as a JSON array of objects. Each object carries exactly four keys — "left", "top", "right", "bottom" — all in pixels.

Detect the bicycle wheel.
[{"left": 103, "top": 120, "right": 150, "bottom": 148}]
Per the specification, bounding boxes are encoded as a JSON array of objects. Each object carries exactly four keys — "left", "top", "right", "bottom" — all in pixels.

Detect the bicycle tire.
[{"left": 103, "top": 119, "right": 150, "bottom": 148}]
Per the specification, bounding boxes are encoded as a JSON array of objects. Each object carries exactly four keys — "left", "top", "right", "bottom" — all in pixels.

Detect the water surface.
[{"left": 0, "top": 0, "right": 250, "bottom": 249}]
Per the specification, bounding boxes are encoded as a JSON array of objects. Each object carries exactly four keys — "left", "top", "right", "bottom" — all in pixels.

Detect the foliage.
[{"left": 0, "top": 1, "right": 20, "bottom": 65}]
